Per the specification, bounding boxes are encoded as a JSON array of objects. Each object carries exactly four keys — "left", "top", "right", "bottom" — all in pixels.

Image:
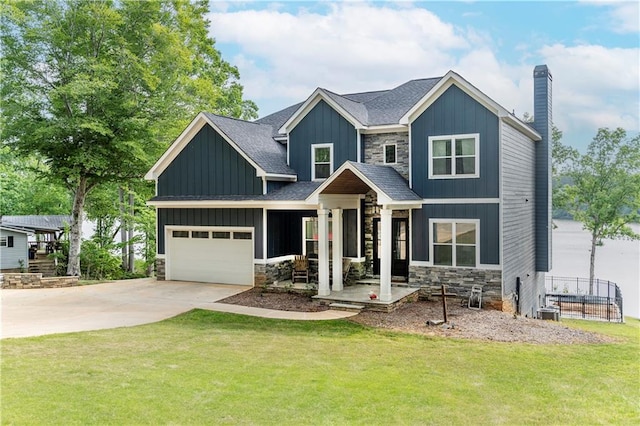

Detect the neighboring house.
[
  {"left": 0, "top": 215, "right": 71, "bottom": 274},
  {"left": 0, "top": 227, "right": 30, "bottom": 272},
  {"left": 145, "top": 65, "right": 553, "bottom": 317}
]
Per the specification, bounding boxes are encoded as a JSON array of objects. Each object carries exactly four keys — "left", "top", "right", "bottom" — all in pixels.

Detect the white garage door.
[{"left": 167, "top": 227, "right": 254, "bottom": 285}]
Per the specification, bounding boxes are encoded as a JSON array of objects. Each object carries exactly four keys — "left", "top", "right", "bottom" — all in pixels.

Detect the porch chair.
[
  {"left": 292, "top": 255, "right": 309, "bottom": 284},
  {"left": 342, "top": 258, "right": 352, "bottom": 283}
]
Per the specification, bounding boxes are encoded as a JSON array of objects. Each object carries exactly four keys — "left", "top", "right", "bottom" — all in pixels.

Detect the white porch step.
[{"left": 329, "top": 303, "right": 365, "bottom": 312}]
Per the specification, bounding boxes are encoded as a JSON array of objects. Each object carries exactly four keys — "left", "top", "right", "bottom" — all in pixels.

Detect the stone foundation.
[
  {"left": 1, "top": 273, "right": 79, "bottom": 289},
  {"left": 409, "top": 266, "right": 503, "bottom": 310},
  {"left": 155, "top": 258, "right": 166, "bottom": 280},
  {"left": 255, "top": 259, "right": 294, "bottom": 287}
]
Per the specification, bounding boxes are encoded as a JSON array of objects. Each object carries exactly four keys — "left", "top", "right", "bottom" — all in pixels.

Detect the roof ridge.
[{"left": 204, "top": 112, "right": 272, "bottom": 128}]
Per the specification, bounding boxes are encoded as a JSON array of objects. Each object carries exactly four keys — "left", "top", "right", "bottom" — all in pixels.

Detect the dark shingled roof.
[
  {"left": 346, "top": 161, "right": 422, "bottom": 201},
  {"left": 254, "top": 102, "right": 303, "bottom": 138},
  {"left": 150, "top": 182, "right": 322, "bottom": 203},
  {"left": 0, "top": 215, "right": 71, "bottom": 232},
  {"left": 262, "top": 181, "right": 322, "bottom": 201},
  {"left": 256, "top": 76, "right": 444, "bottom": 137},
  {"left": 204, "top": 113, "right": 295, "bottom": 176}
]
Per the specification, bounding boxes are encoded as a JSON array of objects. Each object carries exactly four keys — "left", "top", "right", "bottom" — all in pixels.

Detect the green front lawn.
[{"left": 1, "top": 312, "right": 638, "bottom": 425}]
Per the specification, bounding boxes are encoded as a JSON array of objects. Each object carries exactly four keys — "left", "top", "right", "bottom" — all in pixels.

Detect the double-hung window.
[
  {"left": 312, "top": 144, "right": 333, "bottom": 180},
  {"left": 303, "top": 217, "right": 332, "bottom": 259},
  {"left": 428, "top": 134, "right": 479, "bottom": 178},
  {"left": 430, "top": 219, "right": 478, "bottom": 267}
]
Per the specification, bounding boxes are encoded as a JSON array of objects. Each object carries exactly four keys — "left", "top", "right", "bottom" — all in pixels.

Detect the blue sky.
[{"left": 208, "top": 1, "right": 639, "bottom": 151}]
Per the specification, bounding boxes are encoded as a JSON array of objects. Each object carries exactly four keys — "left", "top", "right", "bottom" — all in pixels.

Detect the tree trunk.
[
  {"left": 128, "top": 192, "right": 135, "bottom": 273},
  {"left": 589, "top": 231, "right": 597, "bottom": 295},
  {"left": 119, "top": 187, "right": 128, "bottom": 271},
  {"left": 66, "top": 177, "right": 88, "bottom": 276}
]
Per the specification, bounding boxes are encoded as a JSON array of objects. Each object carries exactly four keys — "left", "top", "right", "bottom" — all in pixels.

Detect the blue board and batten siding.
[
  {"left": 157, "top": 208, "right": 263, "bottom": 258},
  {"left": 501, "top": 120, "right": 545, "bottom": 315},
  {"left": 410, "top": 85, "right": 499, "bottom": 199},
  {"left": 157, "top": 124, "right": 262, "bottom": 197},
  {"left": 411, "top": 204, "right": 500, "bottom": 265},
  {"left": 267, "top": 210, "right": 358, "bottom": 258},
  {"left": 289, "top": 100, "right": 357, "bottom": 181}
]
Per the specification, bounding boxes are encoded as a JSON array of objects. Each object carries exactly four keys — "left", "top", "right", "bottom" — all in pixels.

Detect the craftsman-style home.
[{"left": 145, "top": 65, "right": 553, "bottom": 317}]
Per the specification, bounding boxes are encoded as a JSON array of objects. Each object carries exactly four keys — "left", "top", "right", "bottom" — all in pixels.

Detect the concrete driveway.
[{"left": 1, "top": 278, "right": 250, "bottom": 338}]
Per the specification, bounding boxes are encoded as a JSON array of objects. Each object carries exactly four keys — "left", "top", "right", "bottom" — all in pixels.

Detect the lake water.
[{"left": 551, "top": 220, "right": 639, "bottom": 319}]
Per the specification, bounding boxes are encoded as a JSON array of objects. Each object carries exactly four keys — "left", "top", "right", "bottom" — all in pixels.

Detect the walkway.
[{"left": 1, "top": 278, "right": 356, "bottom": 339}]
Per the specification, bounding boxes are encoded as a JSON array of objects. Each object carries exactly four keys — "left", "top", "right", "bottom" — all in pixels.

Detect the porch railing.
[{"left": 545, "top": 276, "right": 624, "bottom": 323}]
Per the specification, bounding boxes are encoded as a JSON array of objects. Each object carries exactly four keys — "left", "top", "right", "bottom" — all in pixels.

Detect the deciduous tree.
[
  {"left": 1, "top": 0, "right": 257, "bottom": 275},
  {"left": 556, "top": 128, "right": 640, "bottom": 293}
]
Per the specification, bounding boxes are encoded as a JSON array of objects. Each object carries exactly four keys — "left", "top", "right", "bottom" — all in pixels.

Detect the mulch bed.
[{"left": 218, "top": 287, "right": 615, "bottom": 344}]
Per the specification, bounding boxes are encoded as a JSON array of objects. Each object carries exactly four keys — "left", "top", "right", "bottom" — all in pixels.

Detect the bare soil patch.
[{"left": 218, "top": 288, "right": 614, "bottom": 344}]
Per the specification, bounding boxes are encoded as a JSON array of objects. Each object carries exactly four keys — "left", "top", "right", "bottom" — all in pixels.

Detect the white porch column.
[
  {"left": 379, "top": 207, "right": 393, "bottom": 302},
  {"left": 331, "top": 208, "right": 343, "bottom": 291},
  {"left": 317, "top": 209, "right": 330, "bottom": 297}
]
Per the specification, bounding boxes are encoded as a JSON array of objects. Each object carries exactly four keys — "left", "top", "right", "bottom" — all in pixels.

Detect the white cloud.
[
  {"left": 538, "top": 43, "right": 640, "bottom": 134},
  {"left": 210, "top": 3, "right": 469, "bottom": 108},
  {"left": 209, "top": 3, "right": 639, "bottom": 149},
  {"left": 582, "top": 0, "right": 640, "bottom": 33}
]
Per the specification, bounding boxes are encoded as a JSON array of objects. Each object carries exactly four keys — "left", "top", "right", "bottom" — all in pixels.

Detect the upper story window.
[
  {"left": 430, "top": 219, "right": 479, "bottom": 268},
  {"left": 384, "top": 143, "right": 397, "bottom": 164},
  {"left": 312, "top": 144, "right": 333, "bottom": 180},
  {"left": 0, "top": 237, "right": 7, "bottom": 247},
  {"left": 428, "top": 134, "right": 479, "bottom": 179}
]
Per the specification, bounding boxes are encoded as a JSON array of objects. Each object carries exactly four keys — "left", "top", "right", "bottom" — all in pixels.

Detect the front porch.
[{"left": 271, "top": 279, "right": 420, "bottom": 312}]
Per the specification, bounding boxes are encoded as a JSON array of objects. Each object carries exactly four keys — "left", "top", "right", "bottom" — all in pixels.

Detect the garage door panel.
[{"left": 168, "top": 229, "right": 254, "bottom": 285}]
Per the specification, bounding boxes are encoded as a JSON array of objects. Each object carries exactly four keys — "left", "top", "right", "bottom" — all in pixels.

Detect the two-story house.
[{"left": 145, "top": 65, "right": 553, "bottom": 317}]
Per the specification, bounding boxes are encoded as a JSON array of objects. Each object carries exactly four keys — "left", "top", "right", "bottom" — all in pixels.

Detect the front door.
[{"left": 373, "top": 217, "right": 409, "bottom": 278}]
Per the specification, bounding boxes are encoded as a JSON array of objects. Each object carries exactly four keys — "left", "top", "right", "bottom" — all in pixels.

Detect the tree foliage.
[
  {"left": 556, "top": 128, "right": 640, "bottom": 292},
  {"left": 1, "top": 0, "right": 257, "bottom": 275}
]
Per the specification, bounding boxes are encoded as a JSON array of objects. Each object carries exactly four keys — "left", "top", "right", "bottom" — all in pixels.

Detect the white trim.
[
  {"left": 156, "top": 253, "right": 166, "bottom": 259},
  {"left": 0, "top": 226, "right": 31, "bottom": 235},
  {"left": 408, "top": 123, "right": 413, "bottom": 188},
  {"left": 311, "top": 143, "right": 333, "bottom": 181},
  {"left": 429, "top": 219, "right": 480, "bottom": 268},
  {"left": 356, "top": 128, "right": 361, "bottom": 163},
  {"left": 264, "top": 174, "right": 297, "bottom": 181},
  {"left": 356, "top": 200, "right": 362, "bottom": 258},
  {"left": 383, "top": 142, "right": 397, "bottom": 165},
  {"left": 148, "top": 200, "right": 319, "bottom": 210},
  {"left": 279, "top": 89, "right": 365, "bottom": 134},
  {"left": 428, "top": 133, "right": 480, "bottom": 179},
  {"left": 421, "top": 198, "right": 500, "bottom": 205},
  {"left": 261, "top": 177, "right": 267, "bottom": 195},
  {"left": 498, "top": 120, "right": 505, "bottom": 287},
  {"left": 286, "top": 133, "right": 290, "bottom": 166},
  {"left": 360, "top": 124, "right": 408, "bottom": 134},
  {"left": 259, "top": 254, "right": 296, "bottom": 265},
  {"left": 262, "top": 208, "right": 268, "bottom": 262}
]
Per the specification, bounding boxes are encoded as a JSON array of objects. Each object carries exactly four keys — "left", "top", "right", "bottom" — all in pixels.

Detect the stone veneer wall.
[
  {"left": 156, "top": 256, "right": 366, "bottom": 288},
  {"left": 156, "top": 258, "right": 166, "bottom": 280},
  {"left": 409, "top": 266, "right": 503, "bottom": 310},
  {"left": 255, "top": 260, "right": 294, "bottom": 287},
  {"left": 1, "top": 273, "right": 79, "bottom": 289},
  {"left": 362, "top": 132, "right": 409, "bottom": 179}
]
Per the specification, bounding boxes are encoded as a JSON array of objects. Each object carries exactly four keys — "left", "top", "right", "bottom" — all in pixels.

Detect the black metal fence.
[{"left": 545, "top": 276, "right": 624, "bottom": 322}]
